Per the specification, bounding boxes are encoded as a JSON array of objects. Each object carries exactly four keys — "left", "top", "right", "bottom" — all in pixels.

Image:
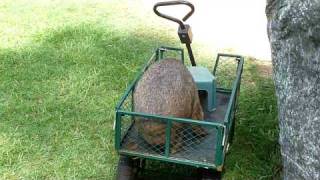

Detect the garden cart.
[{"left": 114, "top": 1, "right": 244, "bottom": 179}]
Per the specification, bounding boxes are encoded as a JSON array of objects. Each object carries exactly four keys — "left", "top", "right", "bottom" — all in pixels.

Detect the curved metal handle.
[{"left": 153, "top": 1, "right": 195, "bottom": 29}]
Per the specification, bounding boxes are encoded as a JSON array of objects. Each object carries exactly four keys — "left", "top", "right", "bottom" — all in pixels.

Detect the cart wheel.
[
  {"left": 116, "top": 156, "right": 139, "bottom": 180},
  {"left": 200, "top": 169, "right": 222, "bottom": 180}
]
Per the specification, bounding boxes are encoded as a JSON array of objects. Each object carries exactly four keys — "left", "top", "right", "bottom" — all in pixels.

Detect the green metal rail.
[{"left": 114, "top": 47, "right": 244, "bottom": 171}]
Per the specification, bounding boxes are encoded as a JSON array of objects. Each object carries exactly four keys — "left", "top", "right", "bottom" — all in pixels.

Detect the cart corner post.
[
  {"left": 165, "top": 119, "right": 172, "bottom": 157},
  {"left": 214, "top": 126, "right": 225, "bottom": 167},
  {"left": 115, "top": 111, "right": 122, "bottom": 150}
]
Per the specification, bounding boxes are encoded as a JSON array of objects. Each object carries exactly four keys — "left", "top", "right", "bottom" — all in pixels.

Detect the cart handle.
[{"left": 153, "top": 1, "right": 194, "bottom": 29}]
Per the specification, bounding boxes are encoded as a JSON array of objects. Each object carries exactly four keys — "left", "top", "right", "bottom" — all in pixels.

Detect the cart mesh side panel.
[
  {"left": 120, "top": 115, "right": 166, "bottom": 156},
  {"left": 119, "top": 92, "right": 133, "bottom": 141},
  {"left": 214, "top": 56, "right": 238, "bottom": 89},
  {"left": 119, "top": 114, "right": 218, "bottom": 165},
  {"left": 170, "top": 122, "right": 217, "bottom": 164}
]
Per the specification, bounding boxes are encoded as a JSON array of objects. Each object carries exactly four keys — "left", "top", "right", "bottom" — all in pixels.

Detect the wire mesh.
[
  {"left": 215, "top": 56, "right": 238, "bottom": 89},
  {"left": 170, "top": 122, "right": 217, "bottom": 164},
  {"left": 159, "top": 48, "right": 184, "bottom": 62},
  {"left": 120, "top": 115, "right": 166, "bottom": 156},
  {"left": 119, "top": 113, "right": 218, "bottom": 165},
  {"left": 120, "top": 90, "right": 133, "bottom": 112}
]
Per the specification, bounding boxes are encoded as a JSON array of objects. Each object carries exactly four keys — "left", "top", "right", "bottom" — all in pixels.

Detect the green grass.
[
  {"left": 0, "top": 0, "right": 281, "bottom": 179},
  {"left": 223, "top": 60, "right": 282, "bottom": 179}
]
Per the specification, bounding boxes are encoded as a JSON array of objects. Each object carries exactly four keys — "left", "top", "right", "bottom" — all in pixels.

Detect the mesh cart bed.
[
  {"left": 119, "top": 92, "right": 230, "bottom": 165},
  {"left": 115, "top": 48, "right": 243, "bottom": 171}
]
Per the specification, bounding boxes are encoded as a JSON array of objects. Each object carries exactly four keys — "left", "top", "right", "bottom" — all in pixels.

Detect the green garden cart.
[{"left": 114, "top": 1, "right": 244, "bottom": 179}]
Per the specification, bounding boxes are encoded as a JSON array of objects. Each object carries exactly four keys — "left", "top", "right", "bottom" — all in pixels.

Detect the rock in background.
[{"left": 266, "top": 0, "right": 320, "bottom": 179}]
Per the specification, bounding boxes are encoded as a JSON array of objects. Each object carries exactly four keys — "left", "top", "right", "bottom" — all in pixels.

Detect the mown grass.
[{"left": 0, "top": 0, "right": 281, "bottom": 179}]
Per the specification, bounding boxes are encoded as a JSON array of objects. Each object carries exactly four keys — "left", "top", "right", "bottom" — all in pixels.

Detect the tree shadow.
[
  {"left": 0, "top": 23, "right": 177, "bottom": 179},
  {"left": 224, "top": 58, "right": 282, "bottom": 179}
]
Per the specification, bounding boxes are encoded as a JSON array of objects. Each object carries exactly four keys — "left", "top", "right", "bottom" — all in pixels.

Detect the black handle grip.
[{"left": 153, "top": 1, "right": 195, "bottom": 29}]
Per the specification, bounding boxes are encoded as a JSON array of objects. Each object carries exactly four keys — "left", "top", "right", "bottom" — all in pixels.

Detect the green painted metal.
[
  {"left": 213, "top": 53, "right": 242, "bottom": 75},
  {"left": 119, "top": 150, "right": 217, "bottom": 169},
  {"left": 156, "top": 48, "right": 160, "bottom": 60},
  {"left": 115, "top": 112, "right": 121, "bottom": 150},
  {"left": 118, "top": 110, "right": 225, "bottom": 128},
  {"left": 159, "top": 48, "right": 164, "bottom": 59},
  {"left": 214, "top": 127, "right": 224, "bottom": 166},
  {"left": 115, "top": 53, "right": 157, "bottom": 110},
  {"left": 216, "top": 88, "right": 232, "bottom": 94},
  {"left": 116, "top": 47, "right": 187, "bottom": 111},
  {"left": 158, "top": 46, "right": 185, "bottom": 63},
  {"left": 223, "top": 56, "right": 244, "bottom": 128},
  {"left": 114, "top": 47, "right": 244, "bottom": 171},
  {"left": 165, "top": 120, "right": 172, "bottom": 157}
]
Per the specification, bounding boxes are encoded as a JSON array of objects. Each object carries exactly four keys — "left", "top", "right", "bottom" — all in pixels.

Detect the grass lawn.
[{"left": 0, "top": 0, "right": 281, "bottom": 179}]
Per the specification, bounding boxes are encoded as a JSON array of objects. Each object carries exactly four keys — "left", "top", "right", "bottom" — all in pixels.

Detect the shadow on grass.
[
  {"left": 0, "top": 23, "right": 281, "bottom": 179},
  {"left": 224, "top": 59, "right": 282, "bottom": 179},
  {"left": 0, "top": 23, "right": 176, "bottom": 179}
]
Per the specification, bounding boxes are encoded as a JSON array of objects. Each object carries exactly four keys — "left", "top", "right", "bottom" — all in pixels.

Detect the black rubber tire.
[
  {"left": 116, "top": 156, "right": 138, "bottom": 180},
  {"left": 200, "top": 169, "right": 222, "bottom": 180}
]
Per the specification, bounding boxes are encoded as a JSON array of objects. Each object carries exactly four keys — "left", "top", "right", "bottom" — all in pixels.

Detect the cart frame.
[{"left": 114, "top": 46, "right": 244, "bottom": 171}]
